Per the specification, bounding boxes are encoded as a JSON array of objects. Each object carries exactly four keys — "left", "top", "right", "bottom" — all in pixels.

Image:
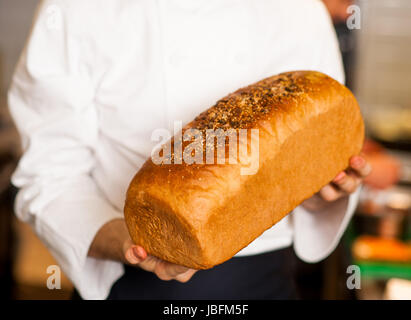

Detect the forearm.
[
  {"left": 88, "top": 218, "right": 197, "bottom": 282},
  {"left": 88, "top": 218, "right": 130, "bottom": 264}
]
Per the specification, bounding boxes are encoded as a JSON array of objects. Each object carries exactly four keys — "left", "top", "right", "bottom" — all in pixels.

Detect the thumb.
[{"left": 123, "top": 240, "right": 147, "bottom": 265}]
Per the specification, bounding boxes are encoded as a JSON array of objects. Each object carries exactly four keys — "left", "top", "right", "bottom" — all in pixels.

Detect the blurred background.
[{"left": 0, "top": 0, "right": 410, "bottom": 300}]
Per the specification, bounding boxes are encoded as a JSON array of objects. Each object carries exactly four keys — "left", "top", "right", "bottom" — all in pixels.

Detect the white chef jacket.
[{"left": 8, "top": 0, "right": 360, "bottom": 300}]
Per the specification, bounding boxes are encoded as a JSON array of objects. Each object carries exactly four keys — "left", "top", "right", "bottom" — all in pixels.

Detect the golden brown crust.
[{"left": 124, "top": 71, "right": 364, "bottom": 269}]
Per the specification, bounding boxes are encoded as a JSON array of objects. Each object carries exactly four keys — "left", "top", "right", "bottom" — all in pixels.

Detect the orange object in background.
[
  {"left": 353, "top": 235, "right": 411, "bottom": 263},
  {"left": 322, "top": 0, "right": 353, "bottom": 24},
  {"left": 13, "top": 219, "right": 73, "bottom": 299},
  {"left": 361, "top": 139, "right": 401, "bottom": 190}
]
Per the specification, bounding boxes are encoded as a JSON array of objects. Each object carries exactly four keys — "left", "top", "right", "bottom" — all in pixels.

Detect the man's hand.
[
  {"left": 123, "top": 240, "right": 197, "bottom": 282},
  {"left": 302, "top": 155, "right": 372, "bottom": 211},
  {"left": 89, "top": 218, "right": 197, "bottom": 283}
]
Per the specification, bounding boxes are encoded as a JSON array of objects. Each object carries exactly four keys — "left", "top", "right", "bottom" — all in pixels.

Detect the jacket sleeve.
[
  {"left": 8, "top": 0, "right": 123, "bottom": 299},
  {"left": 293, "top": 189, "right": 361, "bottom": 263}
]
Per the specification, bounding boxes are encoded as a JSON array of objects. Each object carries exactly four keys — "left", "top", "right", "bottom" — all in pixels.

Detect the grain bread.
[{"left": 124, "top": 71, "right": 364, "bottom": 269}]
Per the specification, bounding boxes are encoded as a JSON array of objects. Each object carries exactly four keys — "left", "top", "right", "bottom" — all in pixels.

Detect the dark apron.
[{"left": 103, "top": 246, "right": 298, "bottom": 300}]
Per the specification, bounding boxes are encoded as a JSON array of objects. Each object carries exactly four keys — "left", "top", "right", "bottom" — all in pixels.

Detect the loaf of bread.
[{"left": 124, "top": 71, "right": 364, "bottom": 269}]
